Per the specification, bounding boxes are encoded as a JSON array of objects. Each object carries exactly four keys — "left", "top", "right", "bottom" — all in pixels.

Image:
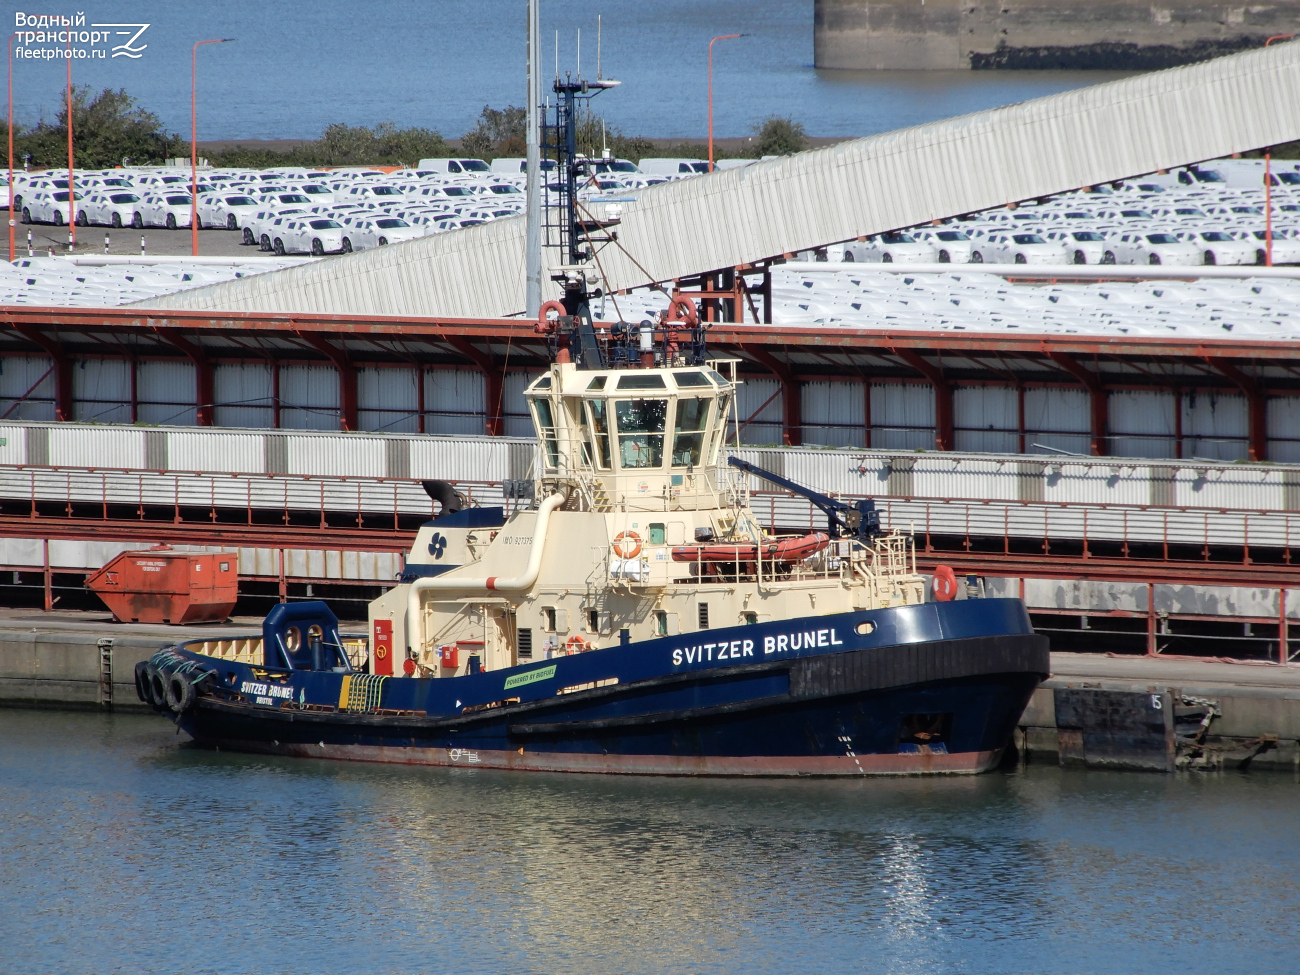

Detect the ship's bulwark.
[{"left": 175, "top": 605, "right": 1049, "bottom": 776}]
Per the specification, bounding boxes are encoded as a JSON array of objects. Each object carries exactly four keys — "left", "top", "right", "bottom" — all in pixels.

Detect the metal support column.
[{"left": 524, "top": 0, "right": 542, "bottom": 317}]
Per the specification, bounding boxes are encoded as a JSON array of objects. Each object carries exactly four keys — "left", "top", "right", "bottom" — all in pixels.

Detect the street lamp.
[
  {"left": 192, "top": 38, "right": 235, "bottom": 256},
  {"left": 66, "top": 30, "right": 73, "bottom": 250},
  {"left": 708, "top": 33, "right": 748, "bottom": 173},
  {"left": 8, "top": 32, "right": 17, "bottom": 262}
]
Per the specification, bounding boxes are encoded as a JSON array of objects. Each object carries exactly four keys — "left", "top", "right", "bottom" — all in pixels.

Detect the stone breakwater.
[{"left": 814, "top": 0, "right": 1300, "bottom": 70}]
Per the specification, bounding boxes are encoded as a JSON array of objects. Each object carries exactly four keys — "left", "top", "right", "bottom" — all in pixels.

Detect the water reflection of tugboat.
[{"left": 140, "top": 302, "right": 1047, "bottom": 775}]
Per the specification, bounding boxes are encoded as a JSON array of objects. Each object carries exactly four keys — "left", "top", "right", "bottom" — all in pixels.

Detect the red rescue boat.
[{"left": 671, "top": 532, "right": 831, "bottom": 564}]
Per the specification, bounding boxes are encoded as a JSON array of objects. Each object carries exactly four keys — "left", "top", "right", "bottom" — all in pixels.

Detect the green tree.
[
  {"left": 462, "top": 105, "right": 527, "bottom": 160},
  {"left": 16, "top": 86, "right": 186, "bottom": 168},
  {"left": 753, "top": 116, "right": 806, "bottom": 156}
]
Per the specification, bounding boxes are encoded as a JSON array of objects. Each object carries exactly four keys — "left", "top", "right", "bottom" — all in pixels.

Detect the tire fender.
[{"left": 165, "top": 671, "right": 196, "bottom": 713}]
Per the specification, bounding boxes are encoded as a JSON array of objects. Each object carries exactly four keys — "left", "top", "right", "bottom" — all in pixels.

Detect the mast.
[{"left": 525, "top": 0, "right": 542, "bottom": 317}]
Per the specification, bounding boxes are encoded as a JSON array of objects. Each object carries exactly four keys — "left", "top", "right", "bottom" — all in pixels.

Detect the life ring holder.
[
  {"left": 612, "top": 530, "right": 642, "bottom": 559},
  {"left": 665, "top": 294, "right": 699, "bottom": 326},
  {"left": 932, "top": 564, "right": 958, "bottom": 602},
  {"left": 565, "top": 634, "right": 589, "bottom": 654}
]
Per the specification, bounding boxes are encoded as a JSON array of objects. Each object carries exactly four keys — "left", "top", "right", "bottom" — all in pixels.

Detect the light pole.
[
  {"left": 708, "top": 33, "right": 747, "bottom": 172},
  {"left": 192, "top": 38, "right": 234, "bottom": 256},
  {"left": 66, "top": 30, "right": 73, "bottom": 249},
  {"left": 8, "top": 32, "right": 17, "bottom": 262}
]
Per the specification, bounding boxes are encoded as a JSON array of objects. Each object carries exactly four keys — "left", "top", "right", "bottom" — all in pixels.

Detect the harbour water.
[
  {"left": 2, "top": 709, "right": 1297, "bottom": 974},
  {"left": 11, "top": 0, "right": 1133, "bottom": 143}
]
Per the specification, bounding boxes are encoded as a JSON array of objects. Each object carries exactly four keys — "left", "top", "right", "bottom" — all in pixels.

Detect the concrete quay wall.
[{"left": 814, "top": 0, "right": 1300, "bottom": 70}]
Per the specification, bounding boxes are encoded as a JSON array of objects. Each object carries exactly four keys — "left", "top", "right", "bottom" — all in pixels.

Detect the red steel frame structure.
[{"left": 0, "top": 304, "right": 1295, "bottom": 457}]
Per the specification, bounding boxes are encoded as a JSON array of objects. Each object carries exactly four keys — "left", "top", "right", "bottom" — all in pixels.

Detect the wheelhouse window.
[
  {"left": 532, "top": 398, "right": 561, "bottom": 468},
  {"left": 585, "top": 399, "right": 612, "bottom": 469},
  {"left": 614, "top": 399, "right": 666, "bottom": 468},
  {"left": 672, "top": 398, "right": 710, "bottom": 467}
]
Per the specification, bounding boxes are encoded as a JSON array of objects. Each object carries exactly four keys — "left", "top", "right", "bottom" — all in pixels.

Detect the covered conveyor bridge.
[{"left": 140, "top": 42, "right": 1300, "bottom": 319}]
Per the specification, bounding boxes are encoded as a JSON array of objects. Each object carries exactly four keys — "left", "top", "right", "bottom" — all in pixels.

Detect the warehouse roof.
[{"left": 138, "top": 41, "right": 1300, "bottom": 319}]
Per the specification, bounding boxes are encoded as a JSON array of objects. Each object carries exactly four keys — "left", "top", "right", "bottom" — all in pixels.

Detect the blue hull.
[{"left": 155, "top": 599, "right": 1049, "bottom": 776}]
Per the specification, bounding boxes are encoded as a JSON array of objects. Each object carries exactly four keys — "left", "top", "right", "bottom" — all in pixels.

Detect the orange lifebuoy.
[
  {"left": 565, "top": 634, "right": 589, "bottom": 654},
  {"left": 612, "top": 530, "right": 642, "bottom": 559},
  {"left": 932, "top": 564, "right": 957, "bottom": 602}
]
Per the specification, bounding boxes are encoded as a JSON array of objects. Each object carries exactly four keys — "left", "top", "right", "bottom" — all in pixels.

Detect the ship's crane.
[{"left": 728, "top": 457, "right": 881, "bottom": 542}]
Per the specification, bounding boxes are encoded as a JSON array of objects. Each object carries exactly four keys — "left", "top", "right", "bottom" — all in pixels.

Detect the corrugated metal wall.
[
  {"left": 1109, "top": 390, "right": 1177, "bottom": 459},
  {"left": 213, "top": 362, "right": 274, "bottom": 429},
  {"left": 736, "top": 378, "right": 783, "bottom": 445},
  {"left": 871, "top": 383, "right": 934, "bottom": 450},
  {"left": 1024, "top": 387, "right": 1090, "bottom": 456},
  {"left": 501, "top": 373, "right": 532, "bottom": 438},
  {"left": 358, "top": 366, "right": 419, "bottom": 434},
  {"left": 425, "top": 369, "right": 486, "bottom": 436},
  {"left": 1268, "top": 397, "right": 1300, "bottom": 463},
  {"left": 169, "top": 430, "right": 265, "bottom": 474},
  {"left": 138, "top": 43, "right": 1300, "bottom": 319},
  {"left": 280, "top": 364, "right": 339, "bottom": 430},
  {"left": 1, "top": 420, "right": 1298, "bottom": 514},
  {"left": 48, "top": 425, "right": 145, "bottom": 469},
  {"left": 803, "top": 381, "right": 865, "bottom": 447},
  {"left": 72, "top": 359, "right": 131, "bottom": 425},
  {"left": 0, "top": 357, "right": 56, "bottom": 422},
  {"left": 136, "top": 360, "right": 196, "bottom": 426},
  {"left": 1182, "top": 390, "right": 1249, "bottom": 461},
  {"left": 953, "top": 386, "right": 1017, "bottom": 455}
]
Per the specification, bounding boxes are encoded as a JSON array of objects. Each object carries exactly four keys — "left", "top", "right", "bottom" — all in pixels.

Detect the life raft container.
[{"left": 670, "top": 532, "right": 830, "bottom": 564}]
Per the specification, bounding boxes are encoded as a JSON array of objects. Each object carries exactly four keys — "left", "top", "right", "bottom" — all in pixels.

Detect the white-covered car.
[
  {"left": 1177, "top": 230, "right": 1257, "bottom": 265},
  {"left": 77, "top": 191, "right": 144, "bottom": 228},
  {"left": 251, "top": 209, "right": 310, "bottom": 250},
  {"left": 198, "top": 192, "right": 261, "bottom": 231},
  {"left": 1107, "top": 232, "right": 1202, "bottom": 266},
  {"left": 138, "top": 192, "right": 194, "bottom": 229},
  {"left": 22, "top": 190, "right": 73, "bottom": 225},
  {"left": 1043, "top": 229, "right": 1108, "bottom": 264},
  {"left": 1240, "top": 229, "right": 1300, "bottom": 265},
  {"left": 844, "top": 232, "right": 937, "bottom": 263},
  {"left": 914, "top": 229, "right": 974, "bottom": 263},
  {"left": 971, "top": 233, "right": 1066, "bottom": 265},
  {"left": 352, "top": 216, "right": 422, "bottom": 248},
  {"left": 272, "top": 217, "right": 346, "bottom": 256}
]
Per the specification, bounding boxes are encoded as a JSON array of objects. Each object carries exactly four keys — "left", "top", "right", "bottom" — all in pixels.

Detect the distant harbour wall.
[{"left": 814, "top": 0, "right": 1300, "bottom": 70}]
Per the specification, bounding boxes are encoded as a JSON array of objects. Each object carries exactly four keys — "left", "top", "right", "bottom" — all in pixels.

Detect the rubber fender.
[
  {"left": 145, "top": 663, "right": 169, "bottom": 711},
  {"left": 134, "top": 660, "right": 151, "bottom": 704},
  {"left": 165, "top": 670, "right": 196, "bottom": 713}
]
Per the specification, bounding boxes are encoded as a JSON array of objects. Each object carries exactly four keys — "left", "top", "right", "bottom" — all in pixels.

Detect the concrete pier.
[
  {"left": 1020, "top": 652, "right": 1300, "bottom": 771},
  {"left": 814, "top": 0, "right": 1300, "bottom": 70},
  {"left": 3, "top": 610, "right": 1299, "bottom": 772}
]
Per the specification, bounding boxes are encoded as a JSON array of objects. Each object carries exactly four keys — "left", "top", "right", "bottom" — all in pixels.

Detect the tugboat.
[{"left": 138, "top": 298, "right": 1048, "bottom": 775}]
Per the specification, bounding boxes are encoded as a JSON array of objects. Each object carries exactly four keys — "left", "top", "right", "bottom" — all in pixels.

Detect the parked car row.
[{"left": 837, "top": 163, "right": 1300, "bottom": 267}]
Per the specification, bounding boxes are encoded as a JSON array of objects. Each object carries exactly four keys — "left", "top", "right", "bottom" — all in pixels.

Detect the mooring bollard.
[
  {"left": 141, "top": 236, "right": 146, "bottom": 256},
  {"left": 104, "top": 233, "right": 110, "bottom": 255}
]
